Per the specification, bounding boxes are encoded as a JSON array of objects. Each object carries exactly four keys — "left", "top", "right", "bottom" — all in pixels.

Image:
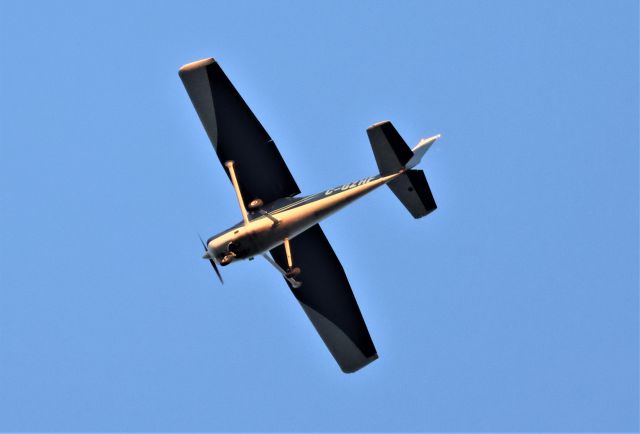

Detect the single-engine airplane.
[{"left": 179, "top": 58, "right": 440, "bottom": 373}]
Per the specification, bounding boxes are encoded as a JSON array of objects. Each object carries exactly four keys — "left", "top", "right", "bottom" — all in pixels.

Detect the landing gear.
[
  {"left": 220, "top": 252, "right": 236, "bottom": 266},
  {"left": 285, "top": 267, "right": 301, "bottom": 278},
  {"left": 220, "top": 242, "right": 238, "bottom": 266},
  {"left": 262, "top": 237, "right": 303, "bottom": 288},
  {"left": 283, "top": 238, "right": 300, "bottom": 279}
]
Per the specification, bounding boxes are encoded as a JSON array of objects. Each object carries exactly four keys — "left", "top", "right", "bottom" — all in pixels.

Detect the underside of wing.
[
  {"left": 270, "top": 224, "right": 378, "bottom": 373},
  {"left": 179, "top": 58, "right": 300, "bottom": 206}
]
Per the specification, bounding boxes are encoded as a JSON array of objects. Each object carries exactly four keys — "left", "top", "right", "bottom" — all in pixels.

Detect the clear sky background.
[{"left": 0, "top": 0, "right": 637, "bottom": 431}]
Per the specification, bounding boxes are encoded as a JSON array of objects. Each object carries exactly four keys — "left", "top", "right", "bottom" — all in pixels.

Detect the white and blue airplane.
[{"left": 180, "top": 58, "right": 440, "bottom": 373}]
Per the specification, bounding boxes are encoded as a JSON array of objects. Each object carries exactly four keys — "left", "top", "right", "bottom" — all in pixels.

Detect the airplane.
[{"left": 179, "top": 58, "right": 440, "bottom": 373}]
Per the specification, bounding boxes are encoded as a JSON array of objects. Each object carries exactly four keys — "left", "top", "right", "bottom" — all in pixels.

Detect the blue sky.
[{"left": 0, "top": 0, "right": 637, "bottom": 431}]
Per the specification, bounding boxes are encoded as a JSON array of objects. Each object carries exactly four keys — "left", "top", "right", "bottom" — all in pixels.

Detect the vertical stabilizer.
[{"left": 406, "top": 134, "right": 441, "bottom": 169}]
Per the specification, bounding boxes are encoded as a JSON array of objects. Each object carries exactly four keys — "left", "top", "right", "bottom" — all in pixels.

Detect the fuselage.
[{"left": 207, "top": 170, "right": 402, "bottom": 262}]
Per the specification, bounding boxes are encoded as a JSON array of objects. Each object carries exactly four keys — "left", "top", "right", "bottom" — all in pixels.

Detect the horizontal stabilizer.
[
  {"left": 367, "top": 121, "right": 413, "bottom": 176},
  {"left": 387, "top": 169, "right": 437, "bottom": 219}
]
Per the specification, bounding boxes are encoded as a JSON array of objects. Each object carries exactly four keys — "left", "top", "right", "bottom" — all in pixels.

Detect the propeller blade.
[
  {"left": 209, "top": 258, "right": 223, "bottom": 284},
  {"left": 198, "top": 234, "right": 207, "bottom": 250},
  {"left": 199, "top": 234, "right": 223, "bottom": 284}
]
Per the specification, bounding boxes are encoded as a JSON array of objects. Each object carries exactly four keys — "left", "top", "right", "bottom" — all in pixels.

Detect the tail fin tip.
[{"left": 406, "top": 133, "right": 441, "bottom": 169}]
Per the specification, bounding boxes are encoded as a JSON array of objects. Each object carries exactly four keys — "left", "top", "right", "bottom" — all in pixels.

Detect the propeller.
[{"left": 199, "top": 234, "right": 223, "bottom": 284}]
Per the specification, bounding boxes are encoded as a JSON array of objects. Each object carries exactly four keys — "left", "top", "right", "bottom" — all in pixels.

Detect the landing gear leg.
[{"left": 283, "top": 237, "right": 301, "bottom": 278}]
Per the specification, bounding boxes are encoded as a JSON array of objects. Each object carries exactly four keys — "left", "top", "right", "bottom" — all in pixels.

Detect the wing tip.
[
  {"left": 179, "top": 57, "right": 216, "bottom": 74},
  {"left": 340, "top": 353, "right": 379, "bottom": 374},
  {"left": 367, "top": 120, "right": 391, "bottom": 131}
]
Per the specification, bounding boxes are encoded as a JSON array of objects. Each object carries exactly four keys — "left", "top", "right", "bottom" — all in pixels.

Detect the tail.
[{"left": 366, "top": 121, "right": 440, "bottom": 218}]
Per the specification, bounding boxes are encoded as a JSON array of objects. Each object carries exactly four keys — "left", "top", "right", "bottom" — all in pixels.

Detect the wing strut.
[{"left": 224, "top": 160, "right": 249, "bottom": 225}]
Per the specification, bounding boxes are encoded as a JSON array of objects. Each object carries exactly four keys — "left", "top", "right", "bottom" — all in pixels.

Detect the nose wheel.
[{"left": 220, "top": 251, "right": 236, "bottom": 266}]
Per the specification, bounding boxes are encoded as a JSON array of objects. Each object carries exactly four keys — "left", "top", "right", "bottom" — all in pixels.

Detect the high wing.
[
  {"left": 270, "top": 225, "right": 378, "bottom": 373},
  {"left": 179, "top": 58, "right": 300, "bottom": 206}
]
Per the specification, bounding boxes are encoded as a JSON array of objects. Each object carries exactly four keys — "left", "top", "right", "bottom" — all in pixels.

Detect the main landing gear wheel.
[{"left": 285, "top": 267, "right": 301, "bottom": 278}]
